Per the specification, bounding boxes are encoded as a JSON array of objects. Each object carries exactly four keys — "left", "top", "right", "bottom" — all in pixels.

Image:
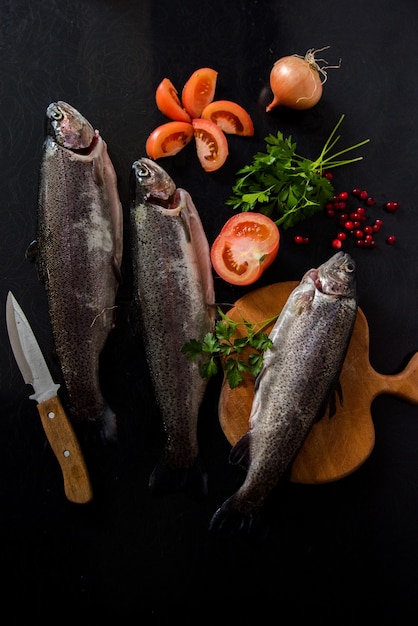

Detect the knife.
[{"left": 6, "top": 291, "right": 93, "bottom": 504}]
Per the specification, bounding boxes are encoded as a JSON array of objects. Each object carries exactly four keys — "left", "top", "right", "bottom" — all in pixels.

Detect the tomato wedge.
[
  {"left": 192, "top": 118, "right": 228, "bottom": 172},
  {"left": 210, "top": 213, "right": 280, "bottom": 286},
  {"left": 182, "top": 67, "right": 218, "bottom": 119},
  {"left": 201, "top": 100, "right": 254, "bottom": 136},
  {"left": 155, "top": 78, "right": 191, "bottom": 123},
  {"left": 146, "top": 121, "right": 194, "bottom": 159}
]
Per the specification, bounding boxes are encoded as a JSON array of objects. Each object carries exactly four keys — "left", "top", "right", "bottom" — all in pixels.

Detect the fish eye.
[
  {"left": 345, "top": 261, "right": 355, "bottom": 272},
  {"left": 50, "top": 108, "right": 64, "bottom": 121},
  {"left": 136, "top": 164, "right": 150, "bottom": 179}
]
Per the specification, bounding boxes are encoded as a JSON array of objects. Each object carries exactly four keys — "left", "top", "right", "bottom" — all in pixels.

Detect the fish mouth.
[
  {"left": 314, "top": 252, "right": 356, "bottom": 296},
  {"left": 69, "top": 132, "right": 100, "bottom": 155}
]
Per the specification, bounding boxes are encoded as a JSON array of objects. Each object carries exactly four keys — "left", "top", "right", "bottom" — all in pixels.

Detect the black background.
[{"left": 1, "top": 0, "right": 418, "bottom": 622}]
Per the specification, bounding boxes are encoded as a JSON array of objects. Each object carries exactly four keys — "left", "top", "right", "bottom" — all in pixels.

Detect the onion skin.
[{"left": 266, "top": 53, "right": 324, "bottom": 112}]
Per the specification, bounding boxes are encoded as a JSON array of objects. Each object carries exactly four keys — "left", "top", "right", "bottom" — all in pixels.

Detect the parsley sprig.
[
  {"left": 226, "top": 114, "right": 370, "bottom": 230},
  {"left": 182, "top": 308, "right": 278, "bottom": 389}
]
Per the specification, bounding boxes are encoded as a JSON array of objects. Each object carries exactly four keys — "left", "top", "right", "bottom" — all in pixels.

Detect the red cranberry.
[{"left": 384, "top": 201, "right": 400, "bottom": 212}]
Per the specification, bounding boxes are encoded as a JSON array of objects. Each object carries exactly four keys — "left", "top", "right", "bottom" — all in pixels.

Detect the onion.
[{"left": 266, "top": 46, "right": 340, "bottom": 112}]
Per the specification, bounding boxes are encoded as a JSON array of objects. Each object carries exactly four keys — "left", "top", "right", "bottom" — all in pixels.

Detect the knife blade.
[{"left": 6, "top": 291, "right": 93, "bottom": 504}]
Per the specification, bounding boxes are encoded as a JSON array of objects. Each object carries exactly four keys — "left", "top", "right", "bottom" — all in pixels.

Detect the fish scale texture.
[
  {"left": 210, "top": 252, "right": 358, "bottom": 531},
  {"left": 130, "top": 158, "right": 215, "bottom": 479},
  {"left": 131, "top": 205, "right": 212, "bottom": 467},
  {"left": 36, "top": 102, "right": 122, "bottom": 443}
]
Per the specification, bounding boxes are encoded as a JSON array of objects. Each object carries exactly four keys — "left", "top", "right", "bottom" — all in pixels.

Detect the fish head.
[
  {"left": 131, "top": 158, "right": 177, "bottom": 208},
  {"left": 45, "top": 101, "right": 96, "bottom": 151},
  {"left": 315, "top": 251, "right": 357, "bottom": 298}
]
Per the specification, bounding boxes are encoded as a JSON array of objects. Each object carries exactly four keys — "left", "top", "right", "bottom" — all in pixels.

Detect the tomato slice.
[
  {"left": 155, "top": 78, "right": 191, "bottom": 123},
  {"left": 201, "top": 100, "right": 254, "bottom": 136},
  {"left": 192, "top": 118, "right": 228, "bottom": 172},
  {"left": 181, "top": 67, "right": 218, "bottom": 118},
  {"left": 210, "top": 213, "right": 280, "bottom": 286},
  {"left": 145, "top": 121, "right": 194, "bottom": 159}
]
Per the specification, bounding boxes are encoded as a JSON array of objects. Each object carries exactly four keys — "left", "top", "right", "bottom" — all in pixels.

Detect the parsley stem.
[{"left": 226, "top": 112, "right": 370, "bottom": 230}]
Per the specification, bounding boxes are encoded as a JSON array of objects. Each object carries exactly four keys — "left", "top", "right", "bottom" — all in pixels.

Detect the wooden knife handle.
[{"left": 36, "top": 396, "right": 93, "bottom": 504}]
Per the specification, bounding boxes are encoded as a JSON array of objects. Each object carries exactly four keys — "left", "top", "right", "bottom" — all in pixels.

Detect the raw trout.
[
  {"left": 130, "top": 157, "right": 215, "bottom": 496},
  {"left": 30, "top": 101, "right": 123, "bottom": 444},
  {"left": 209, "top": 251, "right": 358, "bottom": 534}
]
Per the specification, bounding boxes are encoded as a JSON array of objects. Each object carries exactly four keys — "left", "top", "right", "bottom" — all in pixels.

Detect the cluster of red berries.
[{"left": 294, "top": 175, "right": 399, "bottom": 250}]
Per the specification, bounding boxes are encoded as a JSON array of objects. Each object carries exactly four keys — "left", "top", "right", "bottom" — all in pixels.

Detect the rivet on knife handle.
[{"left": 37, "top": 396, "right": 93, "bottom": 504}]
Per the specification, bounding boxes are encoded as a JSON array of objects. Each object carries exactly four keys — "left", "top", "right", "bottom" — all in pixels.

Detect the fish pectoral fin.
[
  {"left": 229, "top": 432, "right": 251, "bottom": 470},
  {"left": 328, "top": 379, "right": 344, "bottom": 418},
  {"left": 112, "top": 256, "right": 123, "bottom": 284},
  {"left": 25, "top": 239, "right": 37, "bottom": 261},
  {"left": 26, "top": 240, "right": 47, "bottom": 284},
  {"left": 317, "top": 379, "right": 344, "bottom": 421}
]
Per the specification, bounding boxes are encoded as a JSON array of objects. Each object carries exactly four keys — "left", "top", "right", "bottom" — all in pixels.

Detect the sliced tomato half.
[
  {"left": 155, "top": 78, "right": 191, "bottom": 123},
  {"left": 182, "top": 67, "right": 218, "bottom": 119},
  {"left": 146, "top": 121, "right": 194, "bottom": 159},
  {"left": 192, "top": 118, "right": 229, "bottom": 172},
  {"left": 201, "top": 100, "right": 254, "bottom": 136},
  {"left": 210, "top": 213, "right": 280, "bottom": 286}
]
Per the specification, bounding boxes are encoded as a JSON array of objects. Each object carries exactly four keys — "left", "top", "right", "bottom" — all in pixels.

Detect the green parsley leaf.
[
  {"left": 226, "top": 114, "right": 370, "bottom": 230},
  {"left": 181, "top": 308, "right": 279, "bottom": 389}
]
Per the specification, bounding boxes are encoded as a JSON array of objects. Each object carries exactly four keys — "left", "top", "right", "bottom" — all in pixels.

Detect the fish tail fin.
[
  {"left": 208, "top": 495, "right": 267, "bottom": 538},
  {"left": 149, "top": 454, "right": 208, "bottom": 499},
  {"left": 79, "top": 405, "right": 118, "bottom": 446}
]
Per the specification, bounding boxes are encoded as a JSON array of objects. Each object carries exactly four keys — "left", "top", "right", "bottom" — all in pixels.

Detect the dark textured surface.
[{"left": 1, "top": 0, "right": 418, "bottom": 621}]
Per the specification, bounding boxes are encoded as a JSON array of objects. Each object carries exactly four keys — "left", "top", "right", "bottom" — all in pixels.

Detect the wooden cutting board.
[{"left": 219, "top": 281, "right": 418, "bottom": 484}]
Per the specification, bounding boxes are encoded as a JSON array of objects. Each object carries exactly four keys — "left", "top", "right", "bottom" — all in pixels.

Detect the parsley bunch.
[
  {"left": 226, "top": 114, "right": 370, "bottom": 230},
  {"left": 182, "top": 308, "right": 277, "bottom": 389}
]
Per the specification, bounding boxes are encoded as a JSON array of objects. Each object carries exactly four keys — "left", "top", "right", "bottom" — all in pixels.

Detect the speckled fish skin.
[
  {"left": 130, "top": 157, "right": 215, "bottom": 496},
  {"left": 209, "top": 251, "right": 358, "bottom": 535},
  {"left": 34, "top": 101, "right": 123, "bottom": 444}
]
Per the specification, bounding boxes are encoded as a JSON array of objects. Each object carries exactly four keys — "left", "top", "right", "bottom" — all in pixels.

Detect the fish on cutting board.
[
  {"left": 27, "top": 101, "right": 123, "bottom": 445},
  {"left": 209, "top": 251, "right": 358, "bottom": 535},
  {"left": 129, "top": 157, "right": 215, "bottom": 497}
]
